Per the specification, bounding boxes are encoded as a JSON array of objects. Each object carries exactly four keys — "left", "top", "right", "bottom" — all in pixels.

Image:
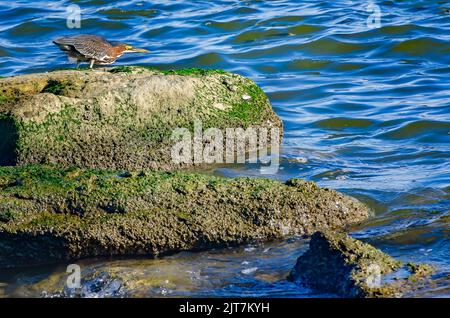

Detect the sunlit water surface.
[{"left": 0, "top": 0, "right": 449, "bottom": 297}]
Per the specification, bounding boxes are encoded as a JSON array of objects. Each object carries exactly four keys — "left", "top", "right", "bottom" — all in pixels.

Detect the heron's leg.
[
  {"left": 76, "top": 60, "right": 80, "bottom": 69},
  {"left": 89, "top": 60, "right": 95, "bottom": 69}
]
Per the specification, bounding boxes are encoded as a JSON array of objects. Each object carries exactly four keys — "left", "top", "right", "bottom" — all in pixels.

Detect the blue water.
[{"left": 0, "top": 0, "right": 449, "bottom": 297}]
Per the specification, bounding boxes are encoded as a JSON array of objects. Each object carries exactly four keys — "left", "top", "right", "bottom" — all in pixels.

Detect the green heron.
[{"left": 53, "top": 34, "right": 149, "bottom": 69}]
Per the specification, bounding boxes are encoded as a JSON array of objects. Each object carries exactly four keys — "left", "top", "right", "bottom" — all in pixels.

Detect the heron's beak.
[{"left": 128, "top": 48, "right": 150, "bottom": 53}]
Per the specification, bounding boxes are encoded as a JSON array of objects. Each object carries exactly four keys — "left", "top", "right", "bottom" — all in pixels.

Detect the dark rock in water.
[
  {"left": 0, "top": 166, "right": 369, "bottom": 268},
  {"left": 288, "top": 231, "right": 434, "bottom": 298},
  {"left": 0, "top": 67, "right": 281, "bottom": 170}
]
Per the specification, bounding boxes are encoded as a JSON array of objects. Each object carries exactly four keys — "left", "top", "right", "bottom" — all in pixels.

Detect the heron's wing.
[{"left": 54, "top": 35, "right": 113, "bottom": 60}]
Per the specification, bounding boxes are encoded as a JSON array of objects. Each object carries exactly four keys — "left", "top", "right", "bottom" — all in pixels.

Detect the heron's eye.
[{"left": 126, "top": 45, "right": 133, "bottom": 50}]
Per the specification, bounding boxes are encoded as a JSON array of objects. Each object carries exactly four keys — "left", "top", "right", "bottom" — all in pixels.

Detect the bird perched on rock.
[{"left": 53, "top": 34, "right": 149, "bottom": 69}]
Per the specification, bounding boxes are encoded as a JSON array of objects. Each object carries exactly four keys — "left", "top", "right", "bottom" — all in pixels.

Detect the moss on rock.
[
  {"left": 0, "top": 67, "right": 282, "bottom": 170},
  {"left": 288, "top": 231, "right": 434, "bottom": 298},
  {"left": 0, "top": 165, "right": 369, "bottom": 268}
]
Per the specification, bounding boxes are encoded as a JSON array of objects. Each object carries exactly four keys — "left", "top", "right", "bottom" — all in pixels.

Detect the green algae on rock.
[
  {"left": 288, "top": 231, "right": 434, "bottom": 298},
  {"left": 0, "top": 165, "right": 369, "bottom": 268},
  {"left": 0, "top": 67, "right": 282, "bottom": 169}
]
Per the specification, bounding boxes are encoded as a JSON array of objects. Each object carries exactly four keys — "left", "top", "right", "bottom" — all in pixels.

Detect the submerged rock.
[
  {"left": 288, "top": 231, "right": 434, "bottom": 298},
  {"left": 0, "top": 67, "right": 281, "bottom": 170},
  {"left": 0, "top": 166, "right": 369, "bottom": 268}
]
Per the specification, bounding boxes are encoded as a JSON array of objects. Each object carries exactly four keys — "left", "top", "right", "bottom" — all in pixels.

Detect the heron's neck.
[{"left": 111, "top": 46, "right": 125, "bottom": 57}]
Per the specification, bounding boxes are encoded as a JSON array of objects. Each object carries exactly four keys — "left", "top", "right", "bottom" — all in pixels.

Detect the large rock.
[
  {"left": 288, "top": 231, "right": 434, "bottom": 298},
  {"left": 0, "top": 166, "right": 369, "bottom": 268},
  {"left": 0, "top": 67, "right": 281, "bottom": 170}
]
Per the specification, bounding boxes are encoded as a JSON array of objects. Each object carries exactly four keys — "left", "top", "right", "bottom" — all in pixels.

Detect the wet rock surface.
[
  {"left": 0, "top": 166, "right": 369, "bottom": 268},
  {"left": 288, "top": 231, "right": 434, "bottom": 298}
]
